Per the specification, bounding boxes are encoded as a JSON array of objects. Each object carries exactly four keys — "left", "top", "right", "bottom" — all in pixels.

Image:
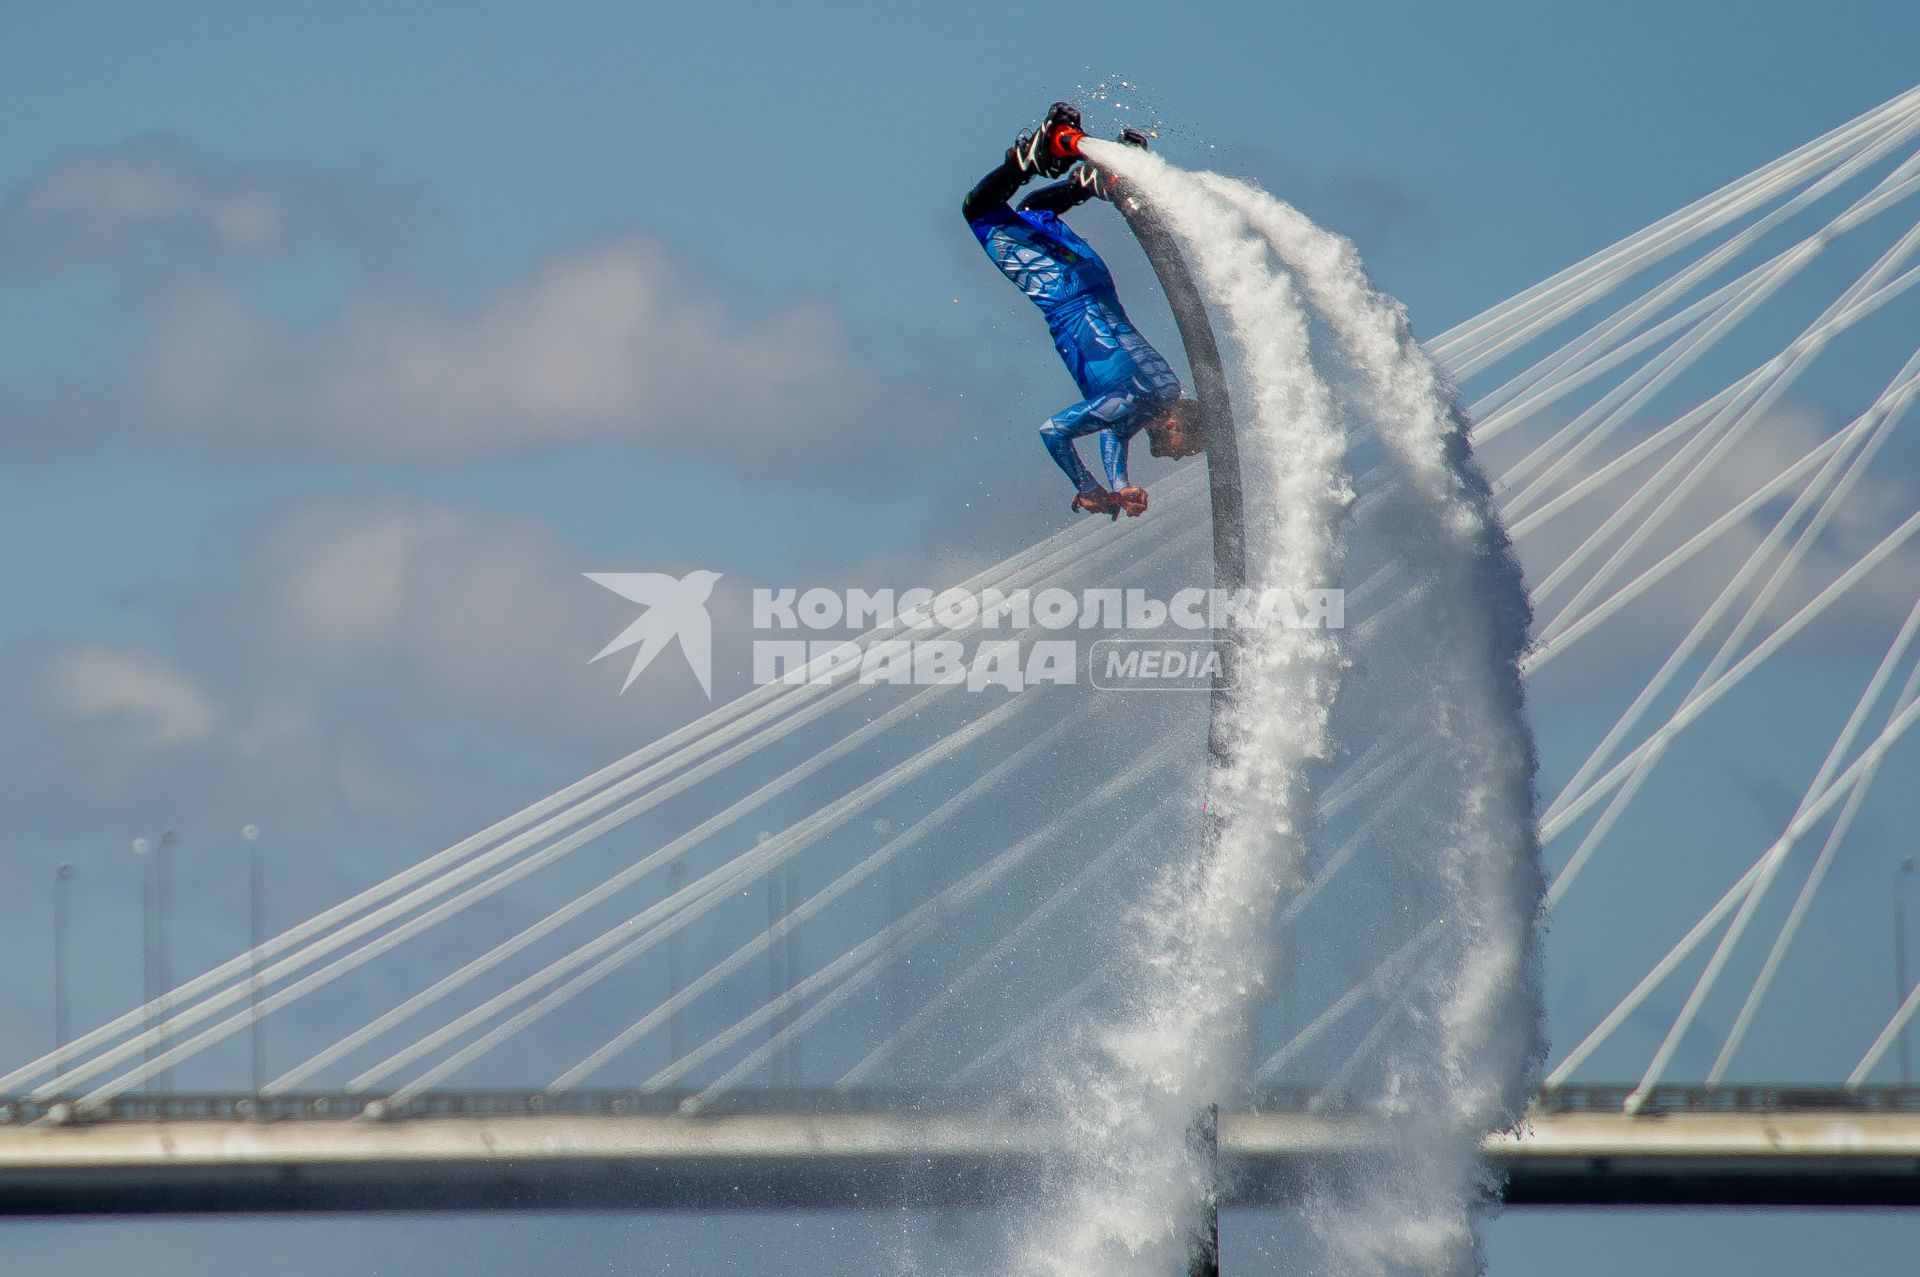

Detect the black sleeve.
[
  {"left": 962, "top": 154, "right": 1028, "bottom": 224},
  {"left": 1019, "top": 179, "right": 1095, "bottom": 216}
]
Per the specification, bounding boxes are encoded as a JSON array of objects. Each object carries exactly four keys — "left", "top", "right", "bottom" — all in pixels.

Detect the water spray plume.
[{"left": 999, "top": 138, "right": 1545, "bottom": 1277}]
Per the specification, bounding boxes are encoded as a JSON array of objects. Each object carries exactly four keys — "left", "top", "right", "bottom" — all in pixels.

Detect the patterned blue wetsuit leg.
[
  {"left": 1035, "top": 302, "right": 1180, "bottom": 494},
  {"left": 1038, "top": 382, "right": 1173, "bottom": 493},
  {"left": 1099, "top": 424, "right": 1131, "bottom": 490}
]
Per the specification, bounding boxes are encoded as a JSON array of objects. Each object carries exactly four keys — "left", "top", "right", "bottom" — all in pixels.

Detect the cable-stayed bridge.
[{"left": 8, "top": 84, "right": 1920, "bottom": 1223}]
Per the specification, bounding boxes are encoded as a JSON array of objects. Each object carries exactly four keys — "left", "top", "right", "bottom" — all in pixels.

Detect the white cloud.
[
  {"left": 136, "top": 235, "right": 901, "bottom": 465},
  {"left": 248, "top": 497, "right": 736, "bottom": 734},
  {"left": 0, "top": 478, "right": 1025, "bottom": 850},
  {"left": 2, "top": 139, "right": 958, "bottom": 473},
  {"left": 40, "top": 646, "right": 218, "bottom": 744},
  {"left": 0, "top": 136, "right": 413, "bottom": 272},
  {"left": 0, "top": 495, "right": 777, "bottom": 837},
  {"left": 1487, "top": 400, "right": 1920, "bottom": 700}
]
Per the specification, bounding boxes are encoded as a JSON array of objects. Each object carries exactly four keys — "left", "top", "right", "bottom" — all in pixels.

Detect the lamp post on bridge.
[
  {"left": 766, "top": 871, "right": 783, "bottom": 1091},
  {"left": 131, "top": 836, "right": 156, "bottom": 1093},
  {"left": 53, "top": 864, "right": 74, "bottom": 1071},
  {"left": 243, "top": 824, "right": 265, "bottom": 1096},
  {"left": 132, "top": 830, "right": 178, "bottom": 1096},
  {"left": 668, "top": 859, "right": 685, "bottom": 1071},
  {"left": 157, "top": 829, "right": 176, "bottom": 1094},
  {"left": 1898, "top": 856, "right": 1915, "bottom": 1086},
  {"left": 784, "top": 863, "right": 799, "bottom": 1087}
]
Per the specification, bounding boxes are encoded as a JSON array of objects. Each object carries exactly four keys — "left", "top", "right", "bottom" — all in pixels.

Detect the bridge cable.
[
  {"left": 647, "top": 750, "right": 1186, "bottom": 1108},
  {"left": 1539, "top": 346, "right": 1920, "bottom": 887},
  {"left": 1497, "top": 150, "right": 1920, "bottom": 516},
  {"left": 1546, "top": 692, "right": 1920, "bottom": 1086},
  {"left": 839, "top": 731, "right": 1432, "bottom": 1089},
  {"left": 1432, "top": 86, "right": 1920, "bottom": 372},
  {"left": 1537, "top": 350, "right": 1920, "bottom": 883},
  {"left": 1714, "top": 600, "right": 1920, "bottom": 1082},
  {"left": 543, "top": 711, "right": 1140, "bottom": 1091},
  {"left": 1468, "top": 111, "right": 1920, "bottom": 434},
  {"left": 35, "top": 484, "right": 1205, "bottom": 1102},
  {"left": 0, "top": 464, "right": 1206, "bottom": 1096},
  {"left": 1541, "top": 508, "right": 1920, "bottom": 851}
]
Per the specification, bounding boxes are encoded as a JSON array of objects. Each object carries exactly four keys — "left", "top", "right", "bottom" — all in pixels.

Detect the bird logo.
[{"left": 584, "top": 570, "right": 723, "bottom": 699}]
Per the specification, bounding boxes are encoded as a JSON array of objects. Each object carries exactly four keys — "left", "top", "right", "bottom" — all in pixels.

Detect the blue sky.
[{"left": 5, "top": 1, "right": 1920, "bottom": 1272}]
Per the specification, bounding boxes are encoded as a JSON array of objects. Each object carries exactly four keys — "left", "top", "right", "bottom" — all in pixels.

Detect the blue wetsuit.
[{"left": 965, "top": 168, "right": 1181, "bottom": 495}]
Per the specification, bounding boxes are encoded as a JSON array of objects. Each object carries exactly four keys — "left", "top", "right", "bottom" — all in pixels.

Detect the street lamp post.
[
  {"left": 668, "top": 859, "right": 685, "bottom": 1071},
  {"left": 784, "top": 863, "right": 799, "bottom": 1087},
  {"left": 1898, "top": 857, "right": 1916, "bottom": 1086},
  {"left": 53, "top": 865, "right": 74, "bottom": 1071},
  {"left": 243, "top": 825, "right": 264, "bottom": 1096},
  {"left": 131, "top": 837, "right": 155, "bottom": 1093},
  {"left": 766, "top": 874, "right": 782, "bottom": 1090},
  {"left": 157, "top": 829, "right": 176, "bottom": 1095},
  {"left": 887, "top": 851, "right": 903, "bottom": 1086}
]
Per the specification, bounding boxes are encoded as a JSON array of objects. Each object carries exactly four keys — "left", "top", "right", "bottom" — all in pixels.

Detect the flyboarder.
[{"left": 964, "top": 102, "right": 1202, "bottom": 519}]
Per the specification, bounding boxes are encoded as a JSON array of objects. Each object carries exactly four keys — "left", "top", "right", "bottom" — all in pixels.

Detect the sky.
[{"left": 5, "top": 0, "right": 1920, "bottom": 1272}]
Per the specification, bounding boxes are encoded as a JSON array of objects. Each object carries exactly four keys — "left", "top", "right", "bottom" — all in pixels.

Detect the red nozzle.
[{"left": 1047, "top": 126, "right": 1087, "bottom": 163}]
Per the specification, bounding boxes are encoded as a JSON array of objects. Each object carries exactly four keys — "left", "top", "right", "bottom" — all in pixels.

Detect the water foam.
[{"left": 1006, "top": 141, "right": 1547, "bottom": 1276}]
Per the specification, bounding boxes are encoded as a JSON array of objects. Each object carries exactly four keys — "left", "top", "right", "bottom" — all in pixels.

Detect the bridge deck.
[{"left": 3, "top": 1088, "right": 1918, "bottom": 1213}]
